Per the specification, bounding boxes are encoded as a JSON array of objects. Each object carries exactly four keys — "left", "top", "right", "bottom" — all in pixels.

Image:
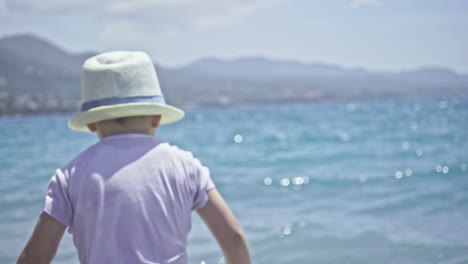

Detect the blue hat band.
[{"left": 81, "top": 95, "right": 166, "bottom": 111}]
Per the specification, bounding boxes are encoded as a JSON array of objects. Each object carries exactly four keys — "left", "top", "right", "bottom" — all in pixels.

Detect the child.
[{"left": 17, "top": 51, "right": 251, "bottom": 264}]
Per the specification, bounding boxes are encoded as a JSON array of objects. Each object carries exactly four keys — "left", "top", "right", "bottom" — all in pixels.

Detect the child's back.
[{"left": 47, "top": 134, "right": 213, "bottom": 263}]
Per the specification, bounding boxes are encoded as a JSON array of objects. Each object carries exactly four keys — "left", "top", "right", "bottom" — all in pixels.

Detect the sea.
[{"left": 1, "top": 96, "right": 467, "bottom": 264}]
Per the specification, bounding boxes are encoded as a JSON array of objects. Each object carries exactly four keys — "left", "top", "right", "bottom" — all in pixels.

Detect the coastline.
[{"left": 1, "top": 94, "right": 465, "bottom": 120}]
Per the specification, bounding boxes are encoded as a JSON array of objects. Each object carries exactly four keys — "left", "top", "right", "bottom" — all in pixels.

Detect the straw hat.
[{"left": 68, "top": 51, "right": 184, "bottom": 132}]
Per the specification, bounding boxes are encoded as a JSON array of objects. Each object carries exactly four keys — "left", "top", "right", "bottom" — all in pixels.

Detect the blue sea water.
[{"left": 1, "top": 97, "right": 468, "bottom": 264}]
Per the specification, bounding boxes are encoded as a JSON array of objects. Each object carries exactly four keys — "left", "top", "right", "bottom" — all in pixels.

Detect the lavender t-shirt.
[{"left": 43, "top": 133, "right": 215, "bottom": 264}]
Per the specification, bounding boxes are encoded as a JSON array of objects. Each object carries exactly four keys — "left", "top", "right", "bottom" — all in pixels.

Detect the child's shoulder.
[
  {"left": 156, "top": 142, "right": 198, "bottom": 161},
  {"left": 152, "top": 141, "right": 207, "bottom": 171},
  {"left": 59, "top": 140, "right": 105, "bottom": 171}
]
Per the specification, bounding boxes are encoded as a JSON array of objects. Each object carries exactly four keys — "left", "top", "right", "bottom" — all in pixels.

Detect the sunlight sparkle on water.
[
  {"left": 280, "top": 178, "right": 291, "bottom": 187},
  {"left": 264, "top": 177, "right": 272, "bottom": 185},
  {"left": 292, "top": 176, "right": 304, "bottom": 185},
  {"left": 402, "top": 141, "right": 410, "bottom": 150},
  {"left": 395, "top": 171, "right": 403, "bottom": 179},
  {"left": 359, "top": 174, "right": 368, "bottom": 183},
  {"left": 442, "top": 166, "right": 449, "bottom": 174},
  {"left": 338, "top": 132, "right": 350, "bottom": 142},
  {"left": 234, "top": 134, "right": 243, "bottom": 143},
  {"left": 415, "top": 148, "right": 424, "bottom": 157},
  {"left": 405, "top": 168, "right": 412, "bottom": 177}
]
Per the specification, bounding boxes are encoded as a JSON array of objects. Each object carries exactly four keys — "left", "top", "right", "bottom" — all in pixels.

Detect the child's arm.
[
  {"left": 17, "top": 212, "right": 66, "bottom": 264},
  {"left": 197, "top": 189, "right": 251, "bottom": 264}
]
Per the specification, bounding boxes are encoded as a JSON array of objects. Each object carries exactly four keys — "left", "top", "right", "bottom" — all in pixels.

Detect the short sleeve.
[
  {"left": 42, "top": 169, "right": 73, "bottom": 227},
  {"left": 191, "top": 157, "right": 215, "bottom": 210}
]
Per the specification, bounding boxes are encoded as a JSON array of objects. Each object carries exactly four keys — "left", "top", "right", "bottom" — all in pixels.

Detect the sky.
[{"left": 0, "top": 0, "right": 467, "bottom": 72}]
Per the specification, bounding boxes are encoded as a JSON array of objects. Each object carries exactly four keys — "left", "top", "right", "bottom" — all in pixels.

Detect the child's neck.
[{"left": 97, "top": 128, "right": 155, "bottom": 140}]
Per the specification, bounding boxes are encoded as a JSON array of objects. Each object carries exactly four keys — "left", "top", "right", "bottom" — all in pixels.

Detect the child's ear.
[
  {"left": 151, "top": 115, "right": 162, "bottom": 128},
  {"left": 87, "top": 123, "right": 97, "bottom": 132}
]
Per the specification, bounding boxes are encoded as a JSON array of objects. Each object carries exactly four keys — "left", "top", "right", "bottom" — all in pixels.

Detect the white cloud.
[
  {"left": 4, "top": 0, "right": 287, "bottom": 31},
  {"left": 350, "top": 0, "right": 382, "bottom": 9},
  {"left": 3, "top": 0, "right": 289, "bottom": 60},
  {"left": 10, "top": 0, "right": 282, "bottom": 53}
]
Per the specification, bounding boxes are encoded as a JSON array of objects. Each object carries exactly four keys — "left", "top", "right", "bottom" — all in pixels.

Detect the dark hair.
[{"left": 114, "top": 117, "right": 126, "bottom": 126}]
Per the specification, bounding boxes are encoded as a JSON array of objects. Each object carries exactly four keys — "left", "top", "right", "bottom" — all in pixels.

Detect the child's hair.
[
  {"left": 113, "top": 117, "right": 128, "bottom": 126},
  {"left": 103, "top": 116, "right": 153, "bottom": 126}
]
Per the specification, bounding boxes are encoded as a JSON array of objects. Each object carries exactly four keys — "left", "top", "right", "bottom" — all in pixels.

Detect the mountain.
[
  {"left": 1, "top": 33, "right": 467, "bottom": 114},
  {"left": 160, "top": 57, "right": 468, "bottom": 108},
  {"left": 0, "top": 34, "right": 95, "bottom": 114}
]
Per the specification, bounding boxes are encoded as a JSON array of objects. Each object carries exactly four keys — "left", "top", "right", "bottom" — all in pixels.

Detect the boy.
[{"left": 17, "top": 51, "right": 251, "bottom": 264}]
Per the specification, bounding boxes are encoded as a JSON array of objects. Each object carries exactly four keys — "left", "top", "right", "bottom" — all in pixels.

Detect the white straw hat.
[{"left": 69, "top": 51, "right": 184, "bottom": 132}]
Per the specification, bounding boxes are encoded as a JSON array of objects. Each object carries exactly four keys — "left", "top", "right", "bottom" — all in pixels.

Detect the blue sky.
[{"left": 1, "top": 0, "right": 467, "bottom": 72}]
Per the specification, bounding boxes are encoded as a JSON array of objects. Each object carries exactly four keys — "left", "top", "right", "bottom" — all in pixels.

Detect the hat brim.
[{"left": 68, "top": 102, "right": 185, "bottom": 132}]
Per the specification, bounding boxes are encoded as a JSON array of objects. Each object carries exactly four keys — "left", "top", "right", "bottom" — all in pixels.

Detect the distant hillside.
[
  {"left": 159, "top": 58, "right": 468, "bottom": 108},
  {"left": 0, "top": 34, "right": 94, "bottom": 114},
  {"left": 1, "top": 33, "right": 467, "bottom": 114}
]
